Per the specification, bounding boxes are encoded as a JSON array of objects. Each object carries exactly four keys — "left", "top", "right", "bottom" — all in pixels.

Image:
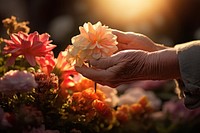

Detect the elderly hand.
[
  {"left": 75, "top": 48, "right": 180, "bottom": 87},
  {"left": 112, "top": 29, "right": 168, "bottom": 52}
]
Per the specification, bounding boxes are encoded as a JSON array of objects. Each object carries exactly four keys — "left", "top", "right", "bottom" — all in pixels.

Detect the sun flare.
[{"left": 91, "top": 0, "right": 168, "bottom": 23}]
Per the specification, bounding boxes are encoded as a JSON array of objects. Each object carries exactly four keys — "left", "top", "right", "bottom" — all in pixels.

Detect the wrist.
[
  {"left": 146, "top": 48, "right": 181, "bottom": 80},
  {"left": 154, "top": 43, "right": 170, "bottom": 51}
]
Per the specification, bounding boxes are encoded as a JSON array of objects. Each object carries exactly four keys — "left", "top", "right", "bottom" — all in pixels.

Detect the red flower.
[{"left": 3, "top": 31, "right": 56, "bottom": 66}]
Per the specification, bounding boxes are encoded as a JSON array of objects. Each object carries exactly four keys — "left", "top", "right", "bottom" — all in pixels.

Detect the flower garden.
[{"left": 0, "top": 16, "right": 200, "bottom": 133}]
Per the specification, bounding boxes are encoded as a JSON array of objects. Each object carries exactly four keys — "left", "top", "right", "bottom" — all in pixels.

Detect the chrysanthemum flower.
[
  {"left": 115, "top": 105, "right": 130, "bottom": 123},
  {"left": 67, "top": 21, "right": 118, "bottom": 66},
  {"left": 0, "top": 70, "right": 37, "bottom": 95},
  {"left": 3, "top": 31, "right": 56, "bottom": 66},
  {"left": 36, "top": 52, "right": 56, "bottom": 76}
]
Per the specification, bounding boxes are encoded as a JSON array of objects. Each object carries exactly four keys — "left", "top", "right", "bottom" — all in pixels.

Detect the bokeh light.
[{"left": 91, "top": 0, "right": 168, "bottom": 24}]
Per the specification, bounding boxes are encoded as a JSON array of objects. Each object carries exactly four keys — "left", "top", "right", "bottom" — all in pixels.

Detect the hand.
[
  {"left": 112, "top": 29, "right": 168, "bottom": 52},
  {"left": 75, "top": 49, "right": 180, "bottom": 87}
]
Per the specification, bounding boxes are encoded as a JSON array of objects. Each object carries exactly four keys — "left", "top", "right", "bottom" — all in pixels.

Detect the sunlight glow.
[{"left": 92, "top": 0, "right": 168, "bottom": 23}]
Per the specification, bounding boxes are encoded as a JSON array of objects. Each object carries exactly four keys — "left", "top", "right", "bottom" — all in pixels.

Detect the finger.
[
  {"left": 88, "top": 57, "right": 117, "bottom": 69},
  {"left": 117, "top": 42, "right": 135, "bottom": 51},
  {"left": 112, "top": 29, "right": 137, "bottom": 44},
  {"left": 112, "top": 30, "right": 129, "bottom": 43},
  {"left": 75, "top": 66, "right": 111, "bottom": 81},
  {"left": 96, "top": 80, "right": 120, "bottom": 88}
]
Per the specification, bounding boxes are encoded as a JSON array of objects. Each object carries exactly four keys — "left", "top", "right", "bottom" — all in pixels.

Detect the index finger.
[{"left": 75, "top": 66, "right": 111, "bottom": 81}]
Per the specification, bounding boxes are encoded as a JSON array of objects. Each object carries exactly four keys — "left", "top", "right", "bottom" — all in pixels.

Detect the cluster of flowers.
[
  {"left": 0, "top": 16, "right": 153, "bottom": 133},
  {"left": 1, "top": 16, "right": 200, "bottom": 133}
]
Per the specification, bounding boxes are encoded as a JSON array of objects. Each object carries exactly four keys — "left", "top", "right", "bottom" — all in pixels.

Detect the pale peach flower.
[
  {"left": 67, "top": 22, "right": 118, "bottom": 66},
  {"left": 98, "top": 85, "right": 119, "bottom": 107},
  {"left": 0, "top": 70, "right": 37, "bottom": 95},
  {"left": 3, "top": 31, "right": 56, "bottom": 66}
]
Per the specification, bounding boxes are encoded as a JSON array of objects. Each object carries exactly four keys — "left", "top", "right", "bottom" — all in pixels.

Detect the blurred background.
[{"left": 0, "top": 0, "right": 200, "bottom": 55}]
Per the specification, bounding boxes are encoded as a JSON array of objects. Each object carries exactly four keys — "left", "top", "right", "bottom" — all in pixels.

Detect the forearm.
[{"left": 146, "top": 48, "right": 181, "bottom": 80}]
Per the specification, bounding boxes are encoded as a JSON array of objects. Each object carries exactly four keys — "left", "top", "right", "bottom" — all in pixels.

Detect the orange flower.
[
  {"left": 72, "top": 77, "right": 94, "bottom": 92},
  {"left": 82, "top": 88, "right": 99, "bottom": 101},
  {"left": 129, "top": 103, "right": 144, "bottom": 115},
  {"left": 67, "top": 22, "right": 118, "bottom": 66},
  {"left": 55, "top": 51, "right": 79, "bottom": 90},
  {"left": 115, "top": 105, "right": 130, "bottom": 123},
  {"left": 138, "top": 96, "right": 153, "bottom": 113},
  {"left": 69, "top": 88, "right": 106, "bottom": 113},
  {"left": 92, "top": 99, "right": 113, "bottom": 119},
  {"left": 138, "top": 96, "right": 149, "bottom": 108},
  {"left": 3, "top": 31, "right": 56, "bottom": 66}
]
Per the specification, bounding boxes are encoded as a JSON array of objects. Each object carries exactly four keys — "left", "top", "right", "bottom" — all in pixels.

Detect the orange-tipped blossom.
[
  {"left": 92, "top": 99, "right": 113, "bottom": 119},
  {"left": 82, "top": 88, "right": 99, "bottom": 101},
  {"left": 55, "top": 51, "right": 79, "bottom": 90},
  {"left": 70, "top": 77, "right": 94, "bottom": 92},
  {"left": 138, "top": 96, "right": 149, "bottom": 108},
  {"left": 115, "top": 105, "right": 130, "bottom": 123},
  {"left": 129, "top": 103, "right": 144, "bottom": 115},
  {"left": 3, "top": 31, "right": 56, "bottom": 66}
]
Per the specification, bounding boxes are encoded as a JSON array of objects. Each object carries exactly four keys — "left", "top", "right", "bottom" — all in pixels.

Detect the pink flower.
[
  {"left": 36, "top": 52, "right": 56, "bottom": 76},
  {"left": 67, "top": 21, "right": 118, "bottom": 66},
  {"left": 3, "top": 31, "right": 56, "bottom": 66},
  {"left": 0, "top": 70, "right": 37, "bottom": 95},
  {"left": 55, "top": 51, "right": 79, "bottom": 89}
]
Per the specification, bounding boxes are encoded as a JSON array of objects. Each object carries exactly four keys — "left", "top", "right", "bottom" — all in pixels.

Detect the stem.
[
  {"left": 94, "top": 81, "right": 97, "bottom": 93},
  {"left": 88, "top": 63, "right": 97, "bottom": 92}
]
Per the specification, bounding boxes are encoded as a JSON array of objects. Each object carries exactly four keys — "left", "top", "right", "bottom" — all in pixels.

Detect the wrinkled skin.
[
  {"left": 76, "top": 50, "right": 148, "bottom": 87},
  {"left": 112, "top": 29, "right": 168, "bottom": 52},
  {"left": 75, "top": 49, "right": 180, "bottom": 87}
]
